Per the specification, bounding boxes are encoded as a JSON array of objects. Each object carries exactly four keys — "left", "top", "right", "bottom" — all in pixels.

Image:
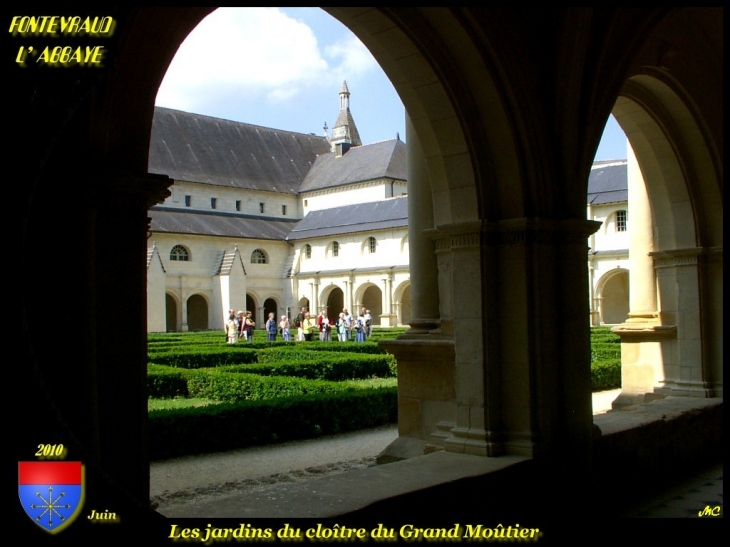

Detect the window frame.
[
  {"left": 250, "top": 249, "right": 267, "bottom": 264},
  {"left": 367, "top": 236, "right": 377, "bottom": 254},
  {"left": 170, "top": 244, "right": 190, "bottom": 262}
]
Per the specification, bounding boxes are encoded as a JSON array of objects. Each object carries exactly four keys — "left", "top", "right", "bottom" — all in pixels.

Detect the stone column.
[
  {"left": 379, "top": 275, "right": 395, "bottom": 327},
  {"left": 96, "top": 173, "right": 172, "bottom": 503},
  {"left": 612, "top": 144, "right": 676, "bottom": 406},
  {"left": 625, "top": 143, "right": 658, "bottom": 318},
  {"left": 313, "top": 279, "right": 320, "bottom": 313},
  {"left": 404, "top": 114, "right": 440, "bottom": 334},
  {"left": 180, "top": 282, "right": 189, "bottom": 332},
  {"left": 343, "top": 280, "right": 350, "bottom": 312}
]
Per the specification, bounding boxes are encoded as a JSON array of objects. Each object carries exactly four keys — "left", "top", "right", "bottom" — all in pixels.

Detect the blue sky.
[{"left": 156, "top": 7, "right": 626, "bottom": 161}]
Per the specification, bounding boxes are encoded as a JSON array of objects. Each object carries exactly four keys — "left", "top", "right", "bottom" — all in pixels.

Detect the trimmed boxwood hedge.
[
  {"left": 148, "top": 347, "right": 258, "bottom": 368},
  {"left": 147, "top": 326, "right": 622, "bottom": 459},
  {"left": 148, "top": 388, "right": 397, "bottom": 459}
]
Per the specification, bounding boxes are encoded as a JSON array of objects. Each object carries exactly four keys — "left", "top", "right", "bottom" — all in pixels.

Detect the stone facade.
[{"left": 146, "top": 86, "right": 411, "bottom": 331}]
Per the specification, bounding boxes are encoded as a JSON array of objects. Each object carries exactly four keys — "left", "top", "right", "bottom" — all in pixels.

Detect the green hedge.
[
  {"left": 591, "top": 359, "right": 622, "bottom": 391},
  {"left": 147, "top": 364, "right": 190, "bottom": 398},
  {"left": 218, "top": 353, "right": 396, "bottom": 381},
  {"left": 148, "top": 388, "right": 398, "bottom": 459},
  {"left": 148, "top": 347, "right": 258, "bottom": 368},
  {"left": 184, "top": 369, "right": 358, "bottom": 402}
]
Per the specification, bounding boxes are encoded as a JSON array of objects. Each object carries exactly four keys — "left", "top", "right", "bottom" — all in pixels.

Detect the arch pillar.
[
  {"left": 379, "top": 275, "right": 395, "bottom": 327},
  {"left": 479, "top": 217, "right": 602, "bottom": 466},
  {"left": 612, "top": 144, "right": 677, "bottom": 406},
  {"left": 403, "top": 114, "right": 440, "bottom": 334},
  {"left": 27, "top": 169, "right": 172, "bottom": 504},
  {"left": 94, "top": 173, "right": 172, "bottom": 502}
]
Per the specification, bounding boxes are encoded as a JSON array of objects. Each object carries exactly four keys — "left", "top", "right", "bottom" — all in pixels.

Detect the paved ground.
[
  {"left": 150, "top": 424, "right": 397, "bottom": 508},
  {"left": 150, "top": 389, "right": 723, "bottom": 519}
]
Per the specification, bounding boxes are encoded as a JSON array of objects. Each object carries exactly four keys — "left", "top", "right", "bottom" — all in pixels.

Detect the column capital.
[
  {"left": 425, "top": 221, "right": 481, "bottom": 252},
  {"left": 650, "top": 247, "right": 721, "bottom": 268},
  {"left": 489, "top": 217, "right": 602, "bottom": 245},
  {"left": 90, "top": 171, "right": 173, "bottom": 210}
]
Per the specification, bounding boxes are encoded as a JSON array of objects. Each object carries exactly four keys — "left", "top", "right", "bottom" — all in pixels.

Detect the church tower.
[{"left": 329, "top": 80, "right": 362, "bottom": 155}]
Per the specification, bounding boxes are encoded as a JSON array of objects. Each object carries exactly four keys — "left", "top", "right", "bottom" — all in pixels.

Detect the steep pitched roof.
[
  {"left": 214, "top": 247, "right": 247, "bottom": 276},
  {"left": 298, "top": 139, "right": 406, "bottom": 193},
  {"left": 587, "top": 161, "right": 628, "bottom": 205},
  {"left": 146, "top": 244, "right": 166, "bottom": 272},
  {"left": 149, "top": 207, "right": 298, "bottom": 240},
  {"left": 148, "top": 107, "right": 331, "bottom": 193},
  {"left": 287, "top": 196, "right": 408, "bottom": 240}
]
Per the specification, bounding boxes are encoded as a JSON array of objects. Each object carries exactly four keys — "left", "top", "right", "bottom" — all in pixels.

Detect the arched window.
[
  {"left": 331, "top": 241, "right": 340, "bottom": 258},
  {"left": 170, "top": 245, "right": 190, "bottom": 261},
  {"left": 615, "top": 210, "right": 628, "bottom": 232},
  {"left": 251, "top": 249, "right": 267, "bottom": 264},
  {"left": 304, "top": 244, "right": 312, "bottom": 259},
  {"left": 367, "top": 236, "right": 377, "bottom": 254}
]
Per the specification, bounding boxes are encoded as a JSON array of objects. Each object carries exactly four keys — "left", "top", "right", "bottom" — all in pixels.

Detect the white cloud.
[
  {"left": 324, "top": 36, "right": 378, "bottom": 81},
  {"left": 156, "top": 8, "right": 333, "bottom": 110}
]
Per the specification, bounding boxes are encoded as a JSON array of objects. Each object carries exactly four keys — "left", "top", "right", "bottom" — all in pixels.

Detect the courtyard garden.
[{"left": 148, "top": 326, "right": 621, "bottom": 459}]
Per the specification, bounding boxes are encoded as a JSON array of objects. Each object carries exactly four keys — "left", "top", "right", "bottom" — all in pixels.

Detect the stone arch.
[
  {"left": 608, "top": 10, "right": 723, "bottom": 400},
  {"left": 321, "top": 284, "right": 344, "bottom": 318},
  {"left": 165, "top": 292, "right": 180, "bottom": 332},
  {"left": 355, "top": 283, "right": 383, "bottom": 327},
  {"left": 392, "top": 281, "right": 412, "bottom": 327},
  {"left": 246, "top": 293, "right": 258, "bottom": 325},
  {"left": 595, "top": 269, "right": 630, "bottom": 325},
  {"left": 263, "top": 297, "right": 278, "bottom": 324},
  {"left": 186, "top": 293, "right": 209, "bottom": 331}
]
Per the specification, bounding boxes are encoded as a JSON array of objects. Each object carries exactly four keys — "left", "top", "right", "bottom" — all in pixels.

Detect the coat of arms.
[{"left": 18, "top": 461, "right": 84, "bottom": 533}]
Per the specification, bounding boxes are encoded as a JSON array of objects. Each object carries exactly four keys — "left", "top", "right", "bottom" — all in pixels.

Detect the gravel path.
[{"left": 150, "top": 425, "right": 398, "bottom": 511}]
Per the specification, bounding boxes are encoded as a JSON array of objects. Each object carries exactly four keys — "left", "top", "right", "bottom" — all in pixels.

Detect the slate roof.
[
  {"left": 148, "top": 107, "right": 331, "bottom": 193},
  {"left": 287, "top": 196, "right": 408, "bottom": 241},
  {"left": 298, "top": 138, "right": 406, "bottom": 193},
  {"left": 149, "top": 207, "right": 298, "bottom": 240},
  {"left": 587, "top": 162, "right": 628, "bottom": 205}
]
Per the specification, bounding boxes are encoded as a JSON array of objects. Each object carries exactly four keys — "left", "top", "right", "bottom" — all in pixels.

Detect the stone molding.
[
  {"left": 650, "top": 246, "right": 723, "bottom": 269},
  {"left": 492, "top": 217, "right": 602, "bottom": 246},
  {"left": 425, "top": 221, "right": 481, "bottom": 253},
  {"left": 300, "top": 177, "right": 403, "bottom": 199},
  {"left": 426, "top": 218, "right": 602, "bottom": 250}
]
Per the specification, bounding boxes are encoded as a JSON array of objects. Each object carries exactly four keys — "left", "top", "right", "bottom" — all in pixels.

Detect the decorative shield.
[{"left": 19, "top": 461, "right": 85, "bottom": 533}]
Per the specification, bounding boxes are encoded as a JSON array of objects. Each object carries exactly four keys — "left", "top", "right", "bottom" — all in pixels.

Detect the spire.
[{"left": 330, "top": 80, "right": 362, "bottom": 153}]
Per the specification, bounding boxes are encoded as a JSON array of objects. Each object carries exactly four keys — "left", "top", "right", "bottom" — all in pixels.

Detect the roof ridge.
[{"left": 154, "top": 106, "right": 327, "bottom": 140}]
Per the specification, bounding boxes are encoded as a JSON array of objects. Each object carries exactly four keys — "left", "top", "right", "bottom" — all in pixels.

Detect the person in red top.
[{"left": 316, "top": 308, "right": 332, "bottom": 341}]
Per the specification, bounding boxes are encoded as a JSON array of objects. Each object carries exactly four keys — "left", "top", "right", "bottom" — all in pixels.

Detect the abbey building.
[
  {"left": 147, "top": 82, "right": 409, "bottom": 332},
  {"left": 147, "top": 82, "right": 633, "bottom": 333}
]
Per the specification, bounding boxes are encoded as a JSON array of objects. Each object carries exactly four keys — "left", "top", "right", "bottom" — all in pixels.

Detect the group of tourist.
[
  {"left": 224, "top": 310, "right": 256, "bottom": 344},
  {"left": 289, "top": 306, "right": 372, "bottom": 342},
  {"left": 226, "top": 306, "right": 373, "bottom": 343}
]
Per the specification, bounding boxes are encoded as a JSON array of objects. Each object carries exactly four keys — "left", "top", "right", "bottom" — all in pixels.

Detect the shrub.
[{"left": 148, "top": 388, "right": 398, "bottom": 459}]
